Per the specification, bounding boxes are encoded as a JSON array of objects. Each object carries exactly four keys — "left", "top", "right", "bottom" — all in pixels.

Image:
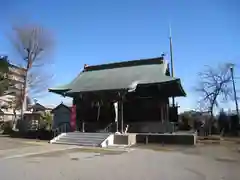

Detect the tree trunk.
[
  {"left": 209, "top": 110, "right": 213, "bottom": 135},
  {"left": 20, "top": 76, "right": 27, "bottom": 121},
  {"left": 19, "top": 59, "right": 30, "bottom": 128}
]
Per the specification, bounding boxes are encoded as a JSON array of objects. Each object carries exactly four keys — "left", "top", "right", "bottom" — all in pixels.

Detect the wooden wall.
[{"left": 75, "top": 96, "right": 169, "bottom": 126}]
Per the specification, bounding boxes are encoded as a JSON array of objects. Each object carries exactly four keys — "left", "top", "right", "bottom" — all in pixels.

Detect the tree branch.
[{"left": 8, "top": 24, "right": 54, "bottom": 110}]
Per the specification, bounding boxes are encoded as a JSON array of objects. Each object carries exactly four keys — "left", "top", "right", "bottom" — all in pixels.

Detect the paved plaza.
[{"left": 0, "top": 136, "right": 240, "bottom": 180}]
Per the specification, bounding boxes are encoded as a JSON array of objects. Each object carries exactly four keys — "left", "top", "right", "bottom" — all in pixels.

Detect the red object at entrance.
[{"left": 70, "top": 105, "right": 76, "bottom": 131}]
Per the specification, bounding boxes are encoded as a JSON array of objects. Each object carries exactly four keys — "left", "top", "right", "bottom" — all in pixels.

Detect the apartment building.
[{"left": 0, "top": 56, "right": 26, "bottom": 108}]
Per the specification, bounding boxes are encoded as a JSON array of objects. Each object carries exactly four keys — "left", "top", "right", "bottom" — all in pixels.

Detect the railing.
[
  {"left": 124, "top": 124, "right": 129, "bottom": 134},
  {"left": 52, "top": 122, "right": 70, "bottom": 138},
  {"left": 126, "top": 121, "right": 177, "bottom": 134},
  {"left": 98, "top": 122, "right": 130, "bottom": 133},
  {"left": 0, "top": 122, "right": 4, "bottom": 134},
  {"left": 169, "top": 122, "right": 177, "bottom": 133},
  {"left": 98, "top": 122, "right": 116, "bottom": 133}
]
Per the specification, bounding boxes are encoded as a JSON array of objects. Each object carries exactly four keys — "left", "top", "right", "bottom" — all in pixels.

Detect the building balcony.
[
  {"left": 8, "top": 74, "right": 24, "bottom": 83},
  {"left": 9, "top": 65, "right": 26, "bottom": 76}
]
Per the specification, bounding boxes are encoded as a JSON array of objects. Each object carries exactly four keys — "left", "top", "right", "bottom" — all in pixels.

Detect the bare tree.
[
  {"left": 196, "top": 64, "right": 232, "bottom": 134},
  {"left": 9, "top": 24, "right": 54, "bottom": 121}
]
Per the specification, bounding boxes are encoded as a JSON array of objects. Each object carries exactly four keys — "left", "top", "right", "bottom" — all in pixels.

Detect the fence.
[{"left": 0, "top": 112, "right": 18, "bottom": 122}]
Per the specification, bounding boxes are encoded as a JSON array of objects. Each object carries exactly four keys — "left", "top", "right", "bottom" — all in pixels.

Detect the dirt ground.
[
  {"left": 0, "top": 136, "right": 239, "bottom": 180},
  {"left": 0, "top": 135, "right": 42, "bottom": 150}
]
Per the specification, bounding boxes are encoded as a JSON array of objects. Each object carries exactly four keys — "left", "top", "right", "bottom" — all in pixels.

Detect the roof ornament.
[
  {"left": 161, "top": 52, "right": 166, "bottom": 58},
  {"left": 128, "top": 81, "right": 140, "bottom": 92},
  {"left": 79, "top": 93, "right": 82, "bottom": 99}
]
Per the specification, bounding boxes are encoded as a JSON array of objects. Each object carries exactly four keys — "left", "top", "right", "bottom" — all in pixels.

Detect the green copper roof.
[{"left": 49, "top": 57, "right": 186, "bottom": 96}]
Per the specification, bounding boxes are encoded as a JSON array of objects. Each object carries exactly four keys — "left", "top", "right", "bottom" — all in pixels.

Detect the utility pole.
[
  {"left": 229, "top": 64, "right": 239, "bottom": 121},
  {"left": 169, "top": 24, "right": 175, "bottom": 106}
]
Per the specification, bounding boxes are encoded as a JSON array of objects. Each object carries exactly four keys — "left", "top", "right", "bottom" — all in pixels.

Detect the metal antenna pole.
[{"left": 169, "top": 24, "right": 175, "bottom": 106}]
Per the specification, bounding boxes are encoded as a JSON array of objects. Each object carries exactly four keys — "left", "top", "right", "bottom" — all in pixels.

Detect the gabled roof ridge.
[
  {"left": 51, "top": 102, "right": 72, "bottom": 113},
  {"left": 84, "top": 57, "right": 165, "bottom": 72}
]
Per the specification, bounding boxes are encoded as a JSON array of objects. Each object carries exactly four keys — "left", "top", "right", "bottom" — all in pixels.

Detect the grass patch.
[
  {"left": 215, "top": 157, "right": 239, "bottom": 163},
  {"left": 197, "top": 140, "right": 220, "bottom": 145},
  {"left": 134, "top": 144, "right": 175, "bottom": 152},
  {"left": 75, "top": 147, "right": 126, "bottom": 155},
  {"left": 197, "top": 136, "right": 221, "bottom": 141},
  {"left": 23, "top": 141, "right": 48, "bottom": 146},
  {"left": 134, "top": 144, "right": 196, "bottom": 152}
]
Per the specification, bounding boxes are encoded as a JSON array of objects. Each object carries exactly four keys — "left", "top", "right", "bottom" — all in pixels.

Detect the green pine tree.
[{"left": 0, "top": 57, "right": 10, "bottom": 96}]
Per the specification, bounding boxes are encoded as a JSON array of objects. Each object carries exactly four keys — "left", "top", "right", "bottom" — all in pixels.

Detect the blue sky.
[{"left": 0, "top": 0, "right": 239, "bottom": 111}]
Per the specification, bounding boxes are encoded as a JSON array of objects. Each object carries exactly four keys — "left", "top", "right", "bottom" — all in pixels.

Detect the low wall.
[
  {"left": 112, "top": 132, "right": 196, "bottom": 146},
  {"left": 127, "top": 122, "right": 176, "bottom": 133},
  {"left": 113, "top": 134, "right": 137, "bottom": 145},
  {"left": 136, "top": 133, "right": 196, "bottom": 145}
]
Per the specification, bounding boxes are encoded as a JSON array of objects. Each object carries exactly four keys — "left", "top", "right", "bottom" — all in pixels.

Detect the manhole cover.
[{"left": 70, "top": 157, "right": 79, "bottom": 161}]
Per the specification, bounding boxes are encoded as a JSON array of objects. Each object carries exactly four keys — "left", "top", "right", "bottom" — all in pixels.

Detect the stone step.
[
  {"left": 57, "top": 138, "right": 103, "bottom": 144},
  {"left": 53, "top": 141, "right": 99, "bottom": 147},
  {"left": 66, "top": 133, "right": 109, "bottom": 138},
  {"left": 58, "top": 136, "right": 105, "bottom": 141},
  {"left": 67, "top": 132, "right": 110, "bottom": 136},
  {"left": 51, "top": 132, "right": 110, "bottom": 147},
  {"left": 69, "top": 132, "right": 110, "bottom": 134},
  {"left": 59, "top": 136, "right": 106, "bottom": 141}
]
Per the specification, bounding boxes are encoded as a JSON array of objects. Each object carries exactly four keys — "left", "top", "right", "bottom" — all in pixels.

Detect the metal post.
[
  {"left": 145, "top": 135, "right": 148, "bottom": 144},
  {"left": 82, "top": 122, "right": 85, "bottom": 132},
  {"left": 160, "top": 102, "right": 164, "bottom": 123},
  {"left": 230, "top": 65, "right": 239, "bottom": 121},
  {"left": 169, "top": 25, "right": 175, "bottom": 107},
  {"left": 166, "top": 103, "right": 169, "bottom": 122},
  {"left": 114, "top": 102, "right": 119, "bottom": 133}
]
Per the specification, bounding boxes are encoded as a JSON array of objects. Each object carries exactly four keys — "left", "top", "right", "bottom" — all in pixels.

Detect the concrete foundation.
[
  {"left": 113, "top": 133, "right": 137, "bottom": 146},
  {"left": 135, "top": 132, "right": 197, "bottom": 145},
  {"left": 112, "top": 132, "right": 196, "bottom": 146}
]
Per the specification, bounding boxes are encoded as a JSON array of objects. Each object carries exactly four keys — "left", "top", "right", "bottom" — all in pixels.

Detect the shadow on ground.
[
  {"left": 25, "top": 147, "right": 126, "bottom": 159},
  {"left": 0, "top": 135, "right": 42, "bottom": 150}
]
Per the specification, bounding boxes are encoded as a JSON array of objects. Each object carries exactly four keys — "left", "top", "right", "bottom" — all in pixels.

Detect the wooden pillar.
[
  {"left": 73, "top": 97, "right": 79, "bottom": 131},
  {"left": 114, "top": 102, "right": 119, "bottom": 132},
  {"left": 71, "top": 97, "right": 77, "bottom": 131},
  {"left": 76, "top": 94, "right": 85, "bottom": 132},
  {"left": 161, "top": 105, "right": 164, "bottom": 123},
  {"left": 159, "top": 100, "right": 164, "bottom": 123},
  {"left": 120, "top": 99, "right": 124, "bottom": 133},
  {"left": 117, "top": 92, "right": 125, "bottom": 133},
  {"left": 117, "top": 98, "right": 124, "bottom": 133},
  {"left": 166, "top": 102, "right": 169, "bottom": 122},
  {"left": 75, "top": 96, "right": 80, "bottom": 131},
  {"left": 162, "top": 100, "right": 168, "bottom": 122}
]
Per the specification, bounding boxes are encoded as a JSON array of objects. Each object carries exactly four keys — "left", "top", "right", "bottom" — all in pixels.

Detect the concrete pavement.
[
  {"left": 0, "top": 136, "right": 239, "bottom": 180},
  {"left": 0, "top": 146, "right": 239, "bottom": 180}
]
